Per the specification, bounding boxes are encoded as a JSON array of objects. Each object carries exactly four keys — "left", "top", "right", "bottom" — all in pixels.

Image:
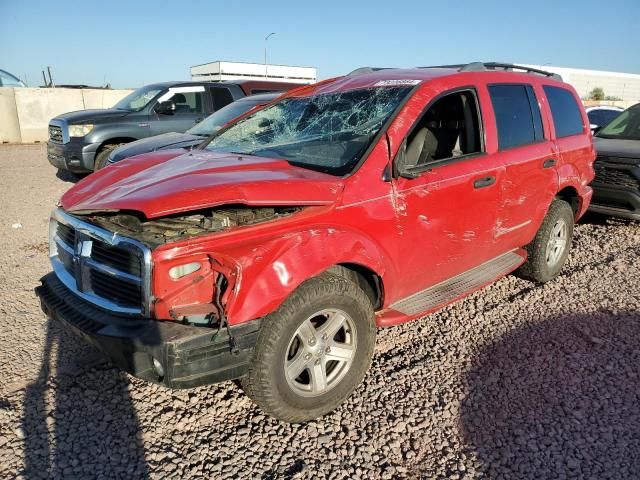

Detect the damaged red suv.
[{"left": 37, "top": 63, "right": 595, "bottom": 422}]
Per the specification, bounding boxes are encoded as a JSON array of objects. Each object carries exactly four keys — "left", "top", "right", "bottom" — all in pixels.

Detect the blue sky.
[{"left": 1, "top": 0, "right": 638, "bottom": 88}]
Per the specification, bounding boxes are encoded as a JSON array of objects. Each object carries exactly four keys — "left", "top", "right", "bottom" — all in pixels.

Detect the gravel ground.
[{"left": 0, "top": 144, "right": 639, "bottom": 479}]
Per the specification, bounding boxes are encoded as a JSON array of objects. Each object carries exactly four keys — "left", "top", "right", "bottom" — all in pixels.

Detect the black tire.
[
  {"left": 516, "top": 199, "right": 574, "bottom": 283},
  {"left": 241, "top": 273, "right": 376, "bottom": 423},
  {"left": 93, "top": 144, "right": 118, "bottom": 171}
]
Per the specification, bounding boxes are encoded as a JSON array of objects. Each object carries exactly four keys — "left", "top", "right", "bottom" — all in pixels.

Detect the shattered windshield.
[{"left": 204, "top": 86, "right": 412, "bottom": 175}]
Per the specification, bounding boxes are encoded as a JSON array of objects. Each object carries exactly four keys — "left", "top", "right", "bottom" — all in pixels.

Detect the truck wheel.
[
  {"left": 93, "top": 144, "right": 118, "bottom": 171},
  {"left": 241, "top": 273, "right": 376, "bottom": 423},
  {"left": 516, "top": 199, "right": 574, "bottom": 283}
]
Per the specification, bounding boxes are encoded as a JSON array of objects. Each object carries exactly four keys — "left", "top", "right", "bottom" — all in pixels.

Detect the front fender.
[
  {"left": 86, "top": 123, "right": 145, "bottom": 145},
  {"left": 225, "top": 227, "right": 389, "bottom": 325}
]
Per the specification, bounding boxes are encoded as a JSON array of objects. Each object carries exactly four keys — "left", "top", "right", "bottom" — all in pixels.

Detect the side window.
[
  {"left": 172, "top": 91, "right": 204, "bottom": 114},
  {"left": 543, "top": 85, "right": 584, "bottom": 138},
  {"left": 488, "top": 84, "right": 542, "bottom": 150},
  {"left": 588, "top": 110, "right": 604, "bottom": 126},
  {"left": 210, "top": 87, "right": 234, "bottom": 111},
  {"left": 401, "top": 90, "right": 483, "bottom": 170}
]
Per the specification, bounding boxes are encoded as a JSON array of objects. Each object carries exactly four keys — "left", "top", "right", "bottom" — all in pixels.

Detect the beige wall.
[{"left": 0, "top": 87, "right": 133, "bottom": 144}]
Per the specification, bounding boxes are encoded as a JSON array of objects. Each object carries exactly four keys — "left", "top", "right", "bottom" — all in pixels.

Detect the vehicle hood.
[
  {"left": 62, "top": 150, "right": 345, "bottom": 218},
  {"left": 53, "top": 108, "right": 129, "bottom": 124},
  {"left": 110, "top": 132, "right": 203, "bottom": 163},
  {"left": 594, "top": 137, "right": 640, "bottom": 160}
]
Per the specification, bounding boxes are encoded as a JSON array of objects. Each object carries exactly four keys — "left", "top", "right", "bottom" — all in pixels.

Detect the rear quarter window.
[
  {"left": 543, "top": 86, "right": 584, "bottom": 138},
  {"left": 210, "top": 87, "right": 234, "bottom": 111}
]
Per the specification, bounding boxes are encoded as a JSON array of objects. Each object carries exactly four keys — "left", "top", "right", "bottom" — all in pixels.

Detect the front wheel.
[
  {"left": 516, "top": 199, "right": 574, "bottom": 283},
  {"left": 93, "top": 144, "right": 119, "bottom": 171},
  {"left": 241, "top": 273, "right": 376, "bottom": 423}
]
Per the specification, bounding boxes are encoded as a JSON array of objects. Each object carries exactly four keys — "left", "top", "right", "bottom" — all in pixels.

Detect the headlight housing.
[{"left": 68, "top": 124, "right": 94, "bottom": 137}]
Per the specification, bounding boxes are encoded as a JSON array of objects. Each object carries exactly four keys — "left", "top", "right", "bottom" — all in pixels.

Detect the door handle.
[
  {"left": 473, "top": 176, "right": 496, "bottom": 189},
  {"left": 543, "top": 159, "right": 557, "bottom": 168}
]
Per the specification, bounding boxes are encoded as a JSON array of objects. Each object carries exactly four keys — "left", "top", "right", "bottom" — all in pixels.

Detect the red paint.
[
  {"left": 60, "top": 68, "right": 595, "bottom": 327},
  {"left": 62, "top": 151, "right": 344, "bottom": 217}
]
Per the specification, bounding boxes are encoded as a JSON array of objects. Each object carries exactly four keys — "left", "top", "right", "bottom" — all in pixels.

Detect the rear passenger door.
[
  {"left": 487, "top": 83, "right": 558, "bottom": 250},
  {"left": 543, "top": 85, "right": 593, "bottom": 191},
  {"left": 209, "top": 86, "right": 235, "bottom": 113}
]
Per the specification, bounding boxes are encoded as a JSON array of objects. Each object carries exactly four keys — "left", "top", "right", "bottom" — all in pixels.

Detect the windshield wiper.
[{"left": 228, "top": 151, "right": 258, "bottom": 157}]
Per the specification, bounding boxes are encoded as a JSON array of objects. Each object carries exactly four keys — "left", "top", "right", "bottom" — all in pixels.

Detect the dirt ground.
[{"left": 1, "top": 144, "right": 639, "bottom": 479}]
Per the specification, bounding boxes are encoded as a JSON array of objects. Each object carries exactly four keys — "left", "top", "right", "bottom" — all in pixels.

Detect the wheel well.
[
  {"left": 328, "top": 263, "right": 384, "bottom": 310},
  {"left": 556, "top": 186, "right": 580, "bottom": 217},
  {"left": 98, "top": 137, "right": 136, "bottom": 153}
]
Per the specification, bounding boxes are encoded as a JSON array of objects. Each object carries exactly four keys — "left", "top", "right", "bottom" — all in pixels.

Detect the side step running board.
[{"left": 390, "top": 250, "right": 525, "bottom": 316}]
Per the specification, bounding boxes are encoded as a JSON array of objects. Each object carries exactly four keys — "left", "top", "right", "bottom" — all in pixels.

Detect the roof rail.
[
  {"left": 419, "top": 62, "right": 563, "bottom": 81},
  {"left": 346, "top": 67, "right": 394, "bottom": 76}
]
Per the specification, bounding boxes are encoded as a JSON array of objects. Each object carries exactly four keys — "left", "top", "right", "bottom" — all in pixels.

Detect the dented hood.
[{"left": 61, "top": 150, "right": 344, "bottom": 218}]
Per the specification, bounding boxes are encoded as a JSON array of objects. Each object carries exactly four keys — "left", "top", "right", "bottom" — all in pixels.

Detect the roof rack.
[{"left": 419, "top": 62, "right": 563, "bottom": 81}]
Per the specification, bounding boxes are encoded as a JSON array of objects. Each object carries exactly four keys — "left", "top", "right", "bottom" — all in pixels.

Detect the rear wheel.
[
  {"left": 516, "top": 199, "right": 574, "bottom": 283},
  {"left": 241, "top": 273, "right": 376, "bottom": 423}
]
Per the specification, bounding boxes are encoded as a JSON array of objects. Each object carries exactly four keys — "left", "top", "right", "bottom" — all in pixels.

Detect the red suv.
[{"left": 37, "top": 63, "right": 595, "bottom": 422}]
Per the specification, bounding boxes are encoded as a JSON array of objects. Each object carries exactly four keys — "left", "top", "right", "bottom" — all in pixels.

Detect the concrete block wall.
[{"left": 0, "top": 87, "right": 133, "bottom": 144}]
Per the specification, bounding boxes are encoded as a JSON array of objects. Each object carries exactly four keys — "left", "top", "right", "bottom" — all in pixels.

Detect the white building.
[
  {"left": 190, "top": 61, "right": 316, "bottom": 85},
  {"left": 524, "top": 64, "right": 640, "bottom": 107}
]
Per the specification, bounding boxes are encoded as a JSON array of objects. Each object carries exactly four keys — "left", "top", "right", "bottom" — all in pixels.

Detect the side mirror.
[
  {"left": 155, "top": 100, "right": 176, "bottom": 115},
  {"left": 392, "top": 140, "right": 419, "bottom": 179},
  {"left": 591, "top": 124, "right": 602, "bottom": 135}
]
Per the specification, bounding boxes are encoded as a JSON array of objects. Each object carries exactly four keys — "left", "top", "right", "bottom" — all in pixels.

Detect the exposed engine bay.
[{"left": 83, "top": 205, "right": 305, "bottom": 247}]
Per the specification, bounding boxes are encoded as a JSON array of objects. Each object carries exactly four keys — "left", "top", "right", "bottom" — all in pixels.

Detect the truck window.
[
  {"left": 210, "top": 87, "right": 234, "bottom": 111},
  {"left": 404, "top": 89, "right": 483, "bottom": 169},
  {"left": 489, "top": 84, "right": 542, "bottom": 150},
  {"left": 543, "top": 85, "right": 584, "bottom": 138},
  {"left": 172, "top": 91, "right": 204, "bottom": 114}
]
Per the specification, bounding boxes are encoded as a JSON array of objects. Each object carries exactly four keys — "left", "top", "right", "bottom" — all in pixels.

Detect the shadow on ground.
[
  {"left": 460, "top": 310, "right": 640, "bottom": 479},
  {"left": 55, "top": 169, "right": 84, "bottom": 184},
  {"left": 21, "top": 319, "right": 150, "bottom": 478}
]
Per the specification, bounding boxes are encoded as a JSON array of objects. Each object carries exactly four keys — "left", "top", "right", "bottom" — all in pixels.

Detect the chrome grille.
[
  {"left": 593, "top": 162, "right": 639, "bottom": 191},
  {"left": 49, "top": 209, "right": 152, "bottom": 316},
  {"left": 49, "top": 125, "right": 63, "bottom": 143}
]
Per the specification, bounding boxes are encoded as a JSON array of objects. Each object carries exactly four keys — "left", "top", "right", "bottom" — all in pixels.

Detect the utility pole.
[{"left": 264, "top": 32, "right": 276, "bottom": 78}]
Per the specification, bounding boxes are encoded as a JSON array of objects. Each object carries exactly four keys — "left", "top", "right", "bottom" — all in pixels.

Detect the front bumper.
[
  {"left": 36, "top": 273, "right": 260, "bottom": 388},
  {"left": 589, "top": 160, "right": 640, "bottom": 220},
  {"left": 47, "top": 140, "right": 100, "bottom": 173},
  {"left": 589, "top": 185, "right": 640, "bottom": 220}
]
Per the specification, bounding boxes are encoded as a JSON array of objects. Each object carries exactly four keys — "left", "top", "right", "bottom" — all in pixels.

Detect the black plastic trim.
[{"left": 36, "top": 273, "right": 261, "bottom": 389}]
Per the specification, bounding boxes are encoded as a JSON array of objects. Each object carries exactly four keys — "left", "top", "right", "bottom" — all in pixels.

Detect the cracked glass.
[{"left": 204, "top": 86, "right": 412, "bottom": 175}]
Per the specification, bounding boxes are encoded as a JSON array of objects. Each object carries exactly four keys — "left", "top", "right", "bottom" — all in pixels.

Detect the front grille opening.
[
  {"left": 90, "top": 270, "right": 142, "bottom": 308},
  {"left": 91, "top": 242, "right": 142, "bottom": 277},
  {"left": 57, "top": 222, "right": 75, "bottom": 247},
  {"left": 593, "top": 164, "right": 640, "bottom": 191},
  {"left": 57, "top": 246, "right": 75, "bottom": 273},
  {"left": 49, "top": 125, "right": 63, "bottom": 143}
]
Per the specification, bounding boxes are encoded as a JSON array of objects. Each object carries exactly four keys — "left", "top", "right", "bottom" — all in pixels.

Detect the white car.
[
  {"left": 0, "top": 69, "right": 26, "bottom": 87},
  {"left": 585, "top": 105, "right": 623, "bottom": 132}
]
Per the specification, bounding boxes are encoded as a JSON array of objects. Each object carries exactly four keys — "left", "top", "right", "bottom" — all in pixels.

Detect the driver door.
[
  {"left": 150, "top": 86, "right": 208, "bottom": 135},
  {"left": 391, "top": 88, "right": 505, "bottom": 301}
]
